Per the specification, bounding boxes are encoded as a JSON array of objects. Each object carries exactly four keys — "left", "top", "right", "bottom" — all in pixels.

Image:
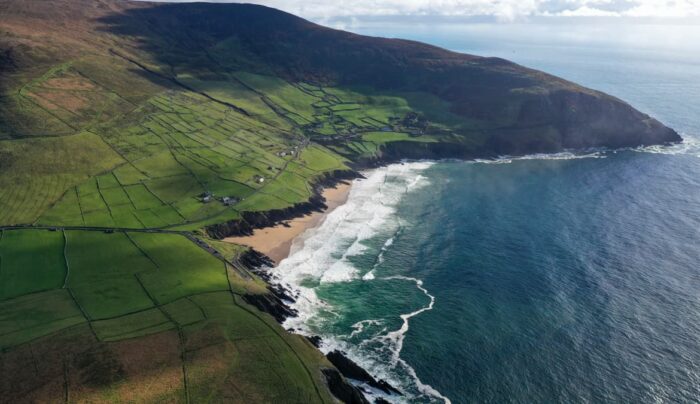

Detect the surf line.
[
  {"left": 363, "top": 225, "right": 403, "bottom": 281},
  {"left": 379, "top": 275, "right": 452, "bottom": 404}
]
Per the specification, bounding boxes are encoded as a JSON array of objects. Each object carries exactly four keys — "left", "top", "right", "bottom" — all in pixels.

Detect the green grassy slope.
[{"left": 0, "top": 229, "right": 335, "bottom": 403}]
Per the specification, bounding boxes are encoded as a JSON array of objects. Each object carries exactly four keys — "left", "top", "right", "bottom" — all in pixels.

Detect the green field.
[
  {"left": 0, "top": 289, "right": 85, "bottom": 350},
  {"left": 27, "top": 87, "right": 361, "bottom": 230},
  {"left": 0, "top": 133, "right": 124, "bottom": 225},
  {"left": 362, "top": 131, "right": 438, "bottom": 144},
  {"left": 129, "top": 232, "right": 230, "bottom": 303},
  {"left": 0, "top": 229, "right": 254, "bottom": 348},
  {"left": 0, "top": 229, "right": 335, "bottom": 402},
  {"left": 66, "top": 231, "right": 158, "bottom": 319},
  {"left": 0, "top": 230, "right": 67, "bottom": 300},
  {"left": 5, "top": 61, "right": 448, "bottom": 231}
]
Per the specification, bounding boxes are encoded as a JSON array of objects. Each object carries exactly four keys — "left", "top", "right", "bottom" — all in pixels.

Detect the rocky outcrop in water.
[
  {"left": 326, "top": 350, "right": 402, "bottom": 396},
  {"left": 241, "top": 293, "right": 296, "bottom": 323},
  {"left": 322, "top": 368, "right": 370, "bottom": 404}
]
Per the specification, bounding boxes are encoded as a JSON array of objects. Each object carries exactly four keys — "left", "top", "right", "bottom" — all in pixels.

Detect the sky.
[{"left": 154, "top": 0, "right": 700, "bottom": 22}]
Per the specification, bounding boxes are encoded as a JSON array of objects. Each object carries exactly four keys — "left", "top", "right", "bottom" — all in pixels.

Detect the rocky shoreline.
[
  {"left": 203, "top": 141, "right": 490, "bottom": 241},
  {"left": 237, "top": 247, "right": 403, "bottom": 403},
  {"left": 211, "top": 138, "right": 685, "bottom": 403},
  {"left": 205, "top": 169, "right": 362, "bottom": 240},
  {"left": 214, "top": 160, "right": 409, "bottom": 402}
]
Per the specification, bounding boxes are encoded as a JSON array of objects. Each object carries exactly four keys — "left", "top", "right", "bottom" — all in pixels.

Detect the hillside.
[{"left": 0, "top": 0, "right": 681, "bottom": 402}]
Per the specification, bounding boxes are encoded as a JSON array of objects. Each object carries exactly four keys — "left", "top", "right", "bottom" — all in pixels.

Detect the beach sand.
[{"left": 224, "top": 182, "right": 352, "bottom": 264}]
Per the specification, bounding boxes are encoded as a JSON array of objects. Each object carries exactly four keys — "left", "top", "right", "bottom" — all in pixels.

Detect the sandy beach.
[{"left": 224, "top": 182, "right": 352, "bottom": 264}]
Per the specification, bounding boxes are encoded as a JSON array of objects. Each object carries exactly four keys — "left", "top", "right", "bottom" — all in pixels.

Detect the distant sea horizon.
[{"left": 271, "top": 21, "right": 700, "bottom": 403}]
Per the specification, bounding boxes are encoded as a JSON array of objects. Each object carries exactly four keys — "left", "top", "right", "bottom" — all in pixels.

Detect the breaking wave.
[
  {"left": 265, "top": 134, "right": 699, "bottom": 403},
  {"left": 470, "top": 150, "right": 607, "bottom": 165},
  {"left": 269, "top": 161, "right": 450, "bottom": 403},
  {"left": 468, "top": 133, "right": 700, "bottom": 165},
  {"left": 631, "top": 133, "right": 700, "bottom": 157}
]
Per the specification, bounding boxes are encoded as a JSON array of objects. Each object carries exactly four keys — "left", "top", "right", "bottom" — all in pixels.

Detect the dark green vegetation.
[{"left": 0, "top": 0, "right": 680, "bottom": 401}]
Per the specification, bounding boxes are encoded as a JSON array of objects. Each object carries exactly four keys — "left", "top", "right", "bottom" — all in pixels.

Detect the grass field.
[
  {"left": 66, "top": 231, "right": 158, "bottom": 319},
  {"left": 0, "top": 132, "right": 123, "bottom": 225},
  {"left": 362, "top": 131, "right": 438, "bottom": 144},
  {"left": 129, "top": 232, "right": 230, "bottom": 303},
  {"left": 29, "top": 88, "right": 354, "bottom": 229},
  {"left": 0, "top": 229, "right": 335, "bottom": 402},
  {"left": 5, "top": 64, "right": 447, "bottom": 230},
  {"left": 0, "top": 230, "right": 66, "bottom": 300},
  {"left": 0, "top": 229, "right": 273, "bottom": 349},
  {"left": 0, "top": 289, "right": 85, "bottom": 350}
]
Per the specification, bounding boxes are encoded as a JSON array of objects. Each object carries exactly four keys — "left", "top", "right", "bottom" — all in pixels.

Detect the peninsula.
[{"left": 0, "top": 0, "right": 680, "bottom": 402}]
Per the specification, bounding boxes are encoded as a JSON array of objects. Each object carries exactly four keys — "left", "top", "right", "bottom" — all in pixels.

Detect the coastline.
[
  {"left": 233, "top": 161, "right": 445, "bottom": 403},
  {"left": 224, "top": 182, "right": 353, "bottom": 264},
  {"left": 224, "top": 150, "right": 661, "bottom": 403},
  {"left": 225, "top": 177, "right": 400, "bottom": 401}
]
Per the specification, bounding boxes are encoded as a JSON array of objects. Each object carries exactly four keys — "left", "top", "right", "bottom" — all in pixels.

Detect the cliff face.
[{"left": 550, "top": 90, "right": 679, "bottom": 149}]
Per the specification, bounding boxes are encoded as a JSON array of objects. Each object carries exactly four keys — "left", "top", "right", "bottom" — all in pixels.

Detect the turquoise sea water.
[{"left": 272, "top": 22, "right": 700, "bottom": 403}]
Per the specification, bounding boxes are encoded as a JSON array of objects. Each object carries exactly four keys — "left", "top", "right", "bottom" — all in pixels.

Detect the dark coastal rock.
[
  {"left": 326, "top": 350, "right": 402, "bottom": 396},
  {"left": 238, "top": 249, "right": 275, "bottom": 272},
  {"left": 269, "top": 283, "right": 296, "bottom": 303},
  {"left": 232, "top": 211, "right": 395, "bottom": 404},
  {"left": 242, "top": 293, "right": 296, "bottom": 323},
  {"left": 322, "top": 368, "right": 370, "bottom": 404},
  {"left": 306, "top": 335, "right": 323, "bottom": 348}
]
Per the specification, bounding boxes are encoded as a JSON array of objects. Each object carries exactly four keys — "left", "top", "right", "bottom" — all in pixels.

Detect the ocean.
[{"left": 271, "top": 21, "right": 700, "bottom": 403}]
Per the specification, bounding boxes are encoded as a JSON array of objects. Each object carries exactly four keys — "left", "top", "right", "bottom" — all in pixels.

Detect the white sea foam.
[
  {"left": 379, "top": 276, "right": 452, "bottom": 404},
  {"left": 363, "top": 227, "right": 401, "bottom": 281},
  {"left": 349, "top": 319, "right": 385, "bottom": 339},
  {"left": 362, "top": 271, "right": 377, "bottom": 281},
  {"left": 271, "top": 161, "right": 433, "bottom": 329},
  {"left": 319, "top": 275, "right": 451, "bottom": 404},
  {"left": 631, "top": 133, "right": 700, "bottom": 157},
  {"left": 269, "top": 161, "right": 452, "bottom": 403},
  {"left": 470, "top": 150, "right": 606, "bottom": 165},
  {"left": 467, "top": 134, "right": 700, "bottom": 165}
]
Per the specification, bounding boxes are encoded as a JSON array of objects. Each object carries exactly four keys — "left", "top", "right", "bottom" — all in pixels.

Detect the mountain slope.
[
  {"left": 1, "top": 0, "right": 680, "bottom": 151},
  {"left": 97, "top": 2, "right": 679, "bottom": 152},
  {"left": 0, "top": 0, "right": 682, "bottom": 402}
]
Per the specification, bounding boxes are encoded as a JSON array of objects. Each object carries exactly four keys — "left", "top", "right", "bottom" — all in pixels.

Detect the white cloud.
[
  {"left": 625, "top": 0, "right": 700, "bottom": 17},
  {"left": 152, "top": 0, "right": 700, "bottom": 20},
  {"left": 546, "top": 6, "right": 623, "bottom": 17}
]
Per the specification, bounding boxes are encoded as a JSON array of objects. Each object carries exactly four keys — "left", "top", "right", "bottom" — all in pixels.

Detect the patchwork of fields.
[
  {"left": 34, "top": 86, "right": 350, "bottom": 229},
  {"left": 0, "top": 47, "right": 453, "bottom": 402},
  {"left": 0, "top": 230, "right": 224, "bottom": 348},
  {"left": 0, "top": 229, "right": 333, "bottom": 402},
  {"left": 2, "top": 61, "right": 447, "bottom": 228}
]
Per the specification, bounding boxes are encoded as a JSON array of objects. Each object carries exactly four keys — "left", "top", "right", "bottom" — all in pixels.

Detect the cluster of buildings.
[
  {"left": 200, "top": 192, "right": 240, "bottom": 206},
  {"left": 276, "top": 146, "right": 299, "bottom": 158}
]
